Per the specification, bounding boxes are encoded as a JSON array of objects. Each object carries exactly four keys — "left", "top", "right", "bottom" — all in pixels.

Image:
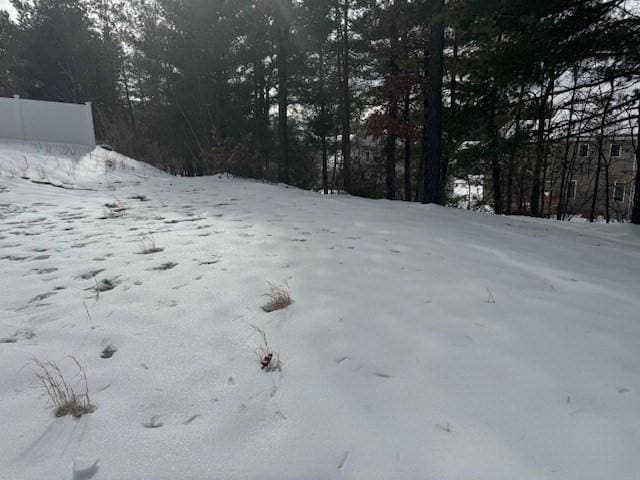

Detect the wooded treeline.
[{"left": 1, "top": 0, "right": 640, "bottom": 221}]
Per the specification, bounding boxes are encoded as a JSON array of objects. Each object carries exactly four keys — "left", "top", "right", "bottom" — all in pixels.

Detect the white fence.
[{"left": 0, "top": 95, "right": 96, "bottom": 146}]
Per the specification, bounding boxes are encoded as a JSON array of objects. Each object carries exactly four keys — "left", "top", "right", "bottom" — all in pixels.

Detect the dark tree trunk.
[
  {"left": 492, "top": 160, "right": 503, "bottom": 215},
  {"left": 401, "top": 6, "right": 413, "bottom": 202},
  {"left": 506, "top": 84, "right": 526, "bottom": 215},
  {"left": 441, "top": 33, "right": 457, "bottom": 203},
  {"left": 385, "top": 126, "right": 397, "bottom": 200},
  {"left": 322, "top": 135, "right": 329, "bottom": 194},
  {"left": 632, "top": 97, "right": 640, "bottom": 224},
  {"left": 557, "top": 67, "right": 579, "bottom": 220},
  {"left": 590, "top": 132, "right": 605, "bottom": 223},
  {"left": 319, "top": 49, "right": 329, "bottom": 194},
  {"left": 605, "top": 156, "right": 611, "bottom": 223},
  {"left": 255, "top": 55, "right": 270, "bottom": 172},
  {"left": 487, "top": 85, "right": 503, "bottom": 215},
  {"left": 121, "top": 60, "right": 138, "bottom": 139},
  {"left": 403, "top": 91, "right": 412, "bottom": 201},
  {"left": 590, "top": 87, "right": 613, "bottom": 222},
  {"left": 422, "top": 0, "right": 445, "bottom": 205},
  {"left": 540, "top": 94, "right": 555, "bottom": 217},
  {"left": 530, "top": 68, "right": 555, "bottom": 216},
  {"left": 415, "top": 150, "right": 424, "bottom": 202},
  {"left": 277, "top": 12, "right": 290, "bottom": 185},
  {"left": 341, "top": 0, "right": 351, "bottom": 193},
  {"left": 216, "top": 71, "right": 228, "bottom": 142},
  {"left": 386, "top": 19, "right": 399, "bottom": 201}
]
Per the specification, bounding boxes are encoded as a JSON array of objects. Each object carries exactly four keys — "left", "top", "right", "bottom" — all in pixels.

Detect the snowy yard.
[{"left": 1, "top": 140, "right": 639, "bottom": 480}]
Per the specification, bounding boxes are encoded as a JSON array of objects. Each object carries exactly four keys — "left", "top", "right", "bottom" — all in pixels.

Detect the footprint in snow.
[
  {"left": 89, "top": 278, "right": 119, "bottom": 293},
  {"left": 72, "top": 457, "right": 99, "bottom": 480},
  {"left": 101, "top": 344, "right": 117, "bottom": 359},
  {"left": 28, "top": 291, "right": 57, "bottom": 303},
  {"left": 1, "top": 328, "right": 35, "bottom": 344},
  {"left": 183, "top": 414, "right": 200, "bottom": 425},
  {"left": 338, "top": 451, "right": 350, "bottom": 470},
  {"left": 149, "top": 262, "right": 178, "bottom": 271},
  {"left": 143, "top": 416, "right": 163, "bottom": 428},
  {"left": 34, "top": 267, "right": 58, "bottom": 275},
  {"left": 77, "top": 269, "right": 105, "bottom": 280}
]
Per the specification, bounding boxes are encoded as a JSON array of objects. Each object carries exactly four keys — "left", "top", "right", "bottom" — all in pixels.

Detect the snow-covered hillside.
[{"left": 1, "top": 140, "right": 639, "bottom": 480}]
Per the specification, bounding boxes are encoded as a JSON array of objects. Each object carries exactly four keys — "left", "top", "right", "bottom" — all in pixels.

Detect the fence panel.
[{"left": 0, "top": 95, "right": 95, "bottom": 146}]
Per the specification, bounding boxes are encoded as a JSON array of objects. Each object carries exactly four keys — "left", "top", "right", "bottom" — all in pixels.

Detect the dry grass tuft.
[
  {"left": 262, "top": 282, "right": 293, "bottom": 313},
  {"left": 138, "top": 234, "right": 164, "bottom": 255},
  {"left": 102, "top": 200, "right": 128, "bottom": 219},
  {"left": 33, "top": 357, "right": 94, "bottom": 418}
]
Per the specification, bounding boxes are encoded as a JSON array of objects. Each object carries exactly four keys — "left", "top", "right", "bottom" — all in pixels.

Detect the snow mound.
[
  {"left": 0, "top": 139, "right": 164, "bottom": 188},
  {"left": 0, "top": 143, "right": 639, "bottom": 479}
]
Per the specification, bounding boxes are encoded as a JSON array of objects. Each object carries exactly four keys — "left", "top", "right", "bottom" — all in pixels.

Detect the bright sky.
[{"left": 0, "top": 0, "right": 15, "bottom": 17}]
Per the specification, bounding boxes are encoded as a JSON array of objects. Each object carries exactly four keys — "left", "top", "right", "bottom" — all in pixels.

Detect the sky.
[{"left": 0, "top": 0, "right": 15, "bottom": 17}]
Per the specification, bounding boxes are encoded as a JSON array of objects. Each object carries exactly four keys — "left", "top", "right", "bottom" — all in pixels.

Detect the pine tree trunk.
[
  {"left": 422, "top": 0, "right": 445, "bottom": 205},
  {"left": 386, "top": 19, "right": 399, "bottom": 201},
  {"left": 277, "top": 13, "right": 290, "bottom": 185},
  {"left": 590, "top": 87, "right": 614, "bottom": 222},
  {"left": 605, "top": 159, "right": 611, "bottom": 223},
  {"left": 441, "top": 34, "right": 457, "bottom": 203},
  {"left": 341, "top": 0, "right": 351, "bottom": 193},
  {"left": 404, "top": 91, "right": 412, "bottom": 201},
  {"left": 487, "top": 86, "right": 503, "bottom": 214},
  {"left": 530, "top": 69, "right": 555, "bottom": 217},
  {"left": 255, "top": 55, "right": 269, "bottom": 172},
  {"left": 319, "top": 49, "right": 329, "bottom": 195},
  {"left": 385, "top": 124, "right": 397, "bottom": 200},
  {"left": 506, "top": 85, "right": 526, "bottom": 215},
  {"left": 540, "top": 86, "right": 556, "bottom": 217},
  {"left": 121, "top": 59, "right": 138, "bottom": 139},
  {"left": 557, "top": 67, "right": 579, "bottom": 220}
]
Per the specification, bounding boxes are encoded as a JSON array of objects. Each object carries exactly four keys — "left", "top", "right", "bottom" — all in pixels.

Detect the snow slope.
[{"left": 1, "top": 139, "right": 639, "bottom": 480}]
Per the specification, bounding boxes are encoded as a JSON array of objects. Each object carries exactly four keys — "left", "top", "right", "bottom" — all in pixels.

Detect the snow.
[{"left": 1, "top": 139, "right": 639, "bottom": 480}]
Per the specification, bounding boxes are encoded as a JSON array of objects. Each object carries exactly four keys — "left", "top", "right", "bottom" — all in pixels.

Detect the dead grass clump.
[
  {"left": 129, "top": 194, "right": 149, "bottom": 202},
  {"left": 101, "top": 200, "right": 128, "bottom": 219},
  {"left": 33, "top": 357, "right": 94, "bottom": 418},
  {"left": 138, "top": 234, "right": 164, "bottom": 255},
  {"left": 88, "top": 277, "right": 119, "bottom": 299},
  {"left": 251, "top": 325, "right": 281, "bottom": 372},
  {"left": 150, "top": 262, "right": 178, "bottom": 271},
  {"left": 262, "top": 282, "right": 293, "bottom": 312}
]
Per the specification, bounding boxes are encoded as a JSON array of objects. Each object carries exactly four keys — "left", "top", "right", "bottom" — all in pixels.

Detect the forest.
[{"left": 1, "top": 0, "right": 639, "bottom": 221}]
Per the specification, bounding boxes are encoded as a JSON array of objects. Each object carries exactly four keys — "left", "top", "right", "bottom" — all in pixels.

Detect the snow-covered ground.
[{"left": 1, "top": 139, "right": 639, "bottom": 480}]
